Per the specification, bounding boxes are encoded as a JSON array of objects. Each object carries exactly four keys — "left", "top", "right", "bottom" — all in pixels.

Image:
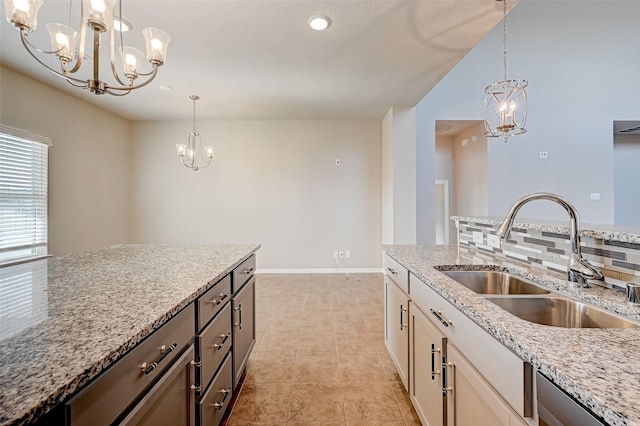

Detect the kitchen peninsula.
[{"left": 0, "top": 244, "right": 259, "bottom": 426}]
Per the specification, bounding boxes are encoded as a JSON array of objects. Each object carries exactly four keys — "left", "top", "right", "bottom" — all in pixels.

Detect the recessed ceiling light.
[
  {"left": 308, "top": 15, "right": 331, "bottom": 31},
  {"left": 114, "top": 17, "right": 132, "bottom": 32}
]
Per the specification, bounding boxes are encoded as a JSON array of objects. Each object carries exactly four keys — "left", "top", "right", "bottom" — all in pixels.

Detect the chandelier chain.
[{"left": 502, "top": 0, "right": 508, "bottom": 83}]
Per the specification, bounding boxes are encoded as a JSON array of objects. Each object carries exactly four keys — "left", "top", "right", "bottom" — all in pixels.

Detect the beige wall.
[
  {"left": 130, "top": 120, "right": 382, "bottom": 270},
  {"left": 0, "top": 65, "right": 132, "bottom": 256}
]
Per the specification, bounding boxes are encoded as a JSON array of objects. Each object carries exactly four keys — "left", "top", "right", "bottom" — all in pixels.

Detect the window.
[{"left": 0, "top": 125, "right": 51, "bottom": 266}]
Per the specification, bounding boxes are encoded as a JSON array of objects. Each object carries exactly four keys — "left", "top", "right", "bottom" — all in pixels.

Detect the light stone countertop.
[
  {"left": 451, "top": 215, "right": 640, "bottom": 244},
  {"left": 383, "top": 244, "right": 640, "bottom": 426},
  {"left": 0, "top": 244, "right": 259, "bottom": 426}
]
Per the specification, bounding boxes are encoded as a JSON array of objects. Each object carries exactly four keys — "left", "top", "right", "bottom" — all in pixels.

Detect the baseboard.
[{"left": 256, "top": 268, "right": 383, "bottom": 274}]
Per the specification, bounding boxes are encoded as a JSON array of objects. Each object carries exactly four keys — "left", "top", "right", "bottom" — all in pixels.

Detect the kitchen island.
[
  {"left": 0, "top": 244, "right": 259, "bottom": 426},
  {"left": 383, "top": 244, "right": 640, "bottom": 426}
]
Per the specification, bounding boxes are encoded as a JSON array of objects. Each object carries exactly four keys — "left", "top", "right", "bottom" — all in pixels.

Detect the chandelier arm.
[
  {"left": 66, "top": 1, "right": 87, "bottom": 74},
  {"left": 105, "top": 88, "right": 131, "bottom": 96},
  {"left": 19, "top": 30, "right": 88, "bottom": 86},
  {"left": 109, "top": 25, "right": 130, "bottom": 86},
  {"left": 103, "top": 65, "right": 158, "bottom": 91},
  {"left": 19, "top": 31, "right": 65, "bottom": 56}
]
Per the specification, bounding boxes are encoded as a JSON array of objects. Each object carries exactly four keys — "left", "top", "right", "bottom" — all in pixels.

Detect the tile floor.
[{"left": 226, "top": 273, "right": 421, "bottom": 425}]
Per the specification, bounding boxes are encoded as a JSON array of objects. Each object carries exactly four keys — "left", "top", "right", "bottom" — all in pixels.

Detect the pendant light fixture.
[
  {"left": 3, "top": 0, "right": 170, "bottom": 96},
  {"left": 176, "top": 96, "right": 214, "bottom": 171},
  {"left": 483, "top": 0, "right": 527, "bottom": 142}
]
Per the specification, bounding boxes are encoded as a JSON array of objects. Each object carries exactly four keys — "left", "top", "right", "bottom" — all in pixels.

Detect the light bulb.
[
  {"left": 91, "top": 0, "right": 106, "bottom": 12},
  {"left": 151, "top": 38, "right": 162, "bottom": 51},
  {"left": 55, "top": 32, "right": 68, "bottom": 47},
  {"left": 125, "top": 53, "right": 136, "bottom": 67},
  {"left": 14, "top": 0, "right": 30, "bottom": 12}
]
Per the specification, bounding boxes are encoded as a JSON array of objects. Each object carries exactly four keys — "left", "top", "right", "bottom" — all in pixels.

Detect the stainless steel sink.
[
  {"left": 487, "top": 297, "right": 639, "bottom": 328},
  {"left": 441, "top": 270, "right": 550, "bottom": 295}
]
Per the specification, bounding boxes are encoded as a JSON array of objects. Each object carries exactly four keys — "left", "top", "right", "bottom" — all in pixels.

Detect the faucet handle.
[{"left": 568, "top": 255, "right": 603, "bottom": 283}]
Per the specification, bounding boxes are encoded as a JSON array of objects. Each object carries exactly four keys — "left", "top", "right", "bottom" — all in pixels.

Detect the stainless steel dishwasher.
[{"left": 536, "top": 371, "right": 605, "bottom": 426}]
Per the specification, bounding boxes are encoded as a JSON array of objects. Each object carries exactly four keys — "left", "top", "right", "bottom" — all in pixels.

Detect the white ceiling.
[{"left": 0, "top": 0, "right": 514, "bottom": 122}]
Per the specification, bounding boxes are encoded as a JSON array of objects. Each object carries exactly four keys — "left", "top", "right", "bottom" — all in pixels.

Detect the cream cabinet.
[
  {"left": 446, "top": 344, "right": 528, "bottom": 426},
  {"left": 409, "top": 301, "right": 446, "bottom": 426},
  {"left": 384, "top": 276, "right": 410, "bottom": 390}
]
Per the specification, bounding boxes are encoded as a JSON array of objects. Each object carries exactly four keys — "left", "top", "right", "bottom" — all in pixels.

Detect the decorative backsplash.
[{"left": 455, "top": 219, "right": 640, "bottom": 291}]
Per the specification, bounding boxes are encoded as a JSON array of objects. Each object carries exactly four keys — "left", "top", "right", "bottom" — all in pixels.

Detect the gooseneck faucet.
[{"left": 496, "top": 192, "right": 603, "bottom": 287}]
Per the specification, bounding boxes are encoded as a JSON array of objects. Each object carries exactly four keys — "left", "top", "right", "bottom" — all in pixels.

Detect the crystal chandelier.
[
  {"left": 176, "top": 96, "right": 214, "bottom": 171},
  {"left": 483, "top": 0, "right": 527, "bottom": 142},
  {"left": 3, "top": 0, "right": 170, "bottom": 96}
]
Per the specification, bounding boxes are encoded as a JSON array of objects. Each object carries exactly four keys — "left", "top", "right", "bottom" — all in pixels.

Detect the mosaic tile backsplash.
[{"left": 455, "top": 218, "right": 640, "bottom": 291}]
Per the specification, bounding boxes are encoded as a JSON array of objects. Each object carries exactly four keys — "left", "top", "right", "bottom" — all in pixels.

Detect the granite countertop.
[
  {"left": 383, "top": 244, "right": 640, "bottom": 426},
  {"left": 0, "top": 244, "right": 259, "bottom": 426},
  {"left": 451, "top": 215, "right": 640, "bottom": 244}
]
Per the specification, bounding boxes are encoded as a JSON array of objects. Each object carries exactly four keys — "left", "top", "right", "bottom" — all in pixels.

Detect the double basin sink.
[{"left": 441, "top": 270, "right": 638, "bottom": 329}]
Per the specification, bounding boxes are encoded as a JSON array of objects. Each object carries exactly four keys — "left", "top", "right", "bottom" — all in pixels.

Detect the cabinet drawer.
[
  {"left": 198, "top": 354, "right": 233, "bottom": 426},
  {"left": 232, "top": 254, "right": 255, "bottom": 293},
  {"left": 197, "top": 275, "right": 231, "bottom": 331},
  {"left": 119, "top": 344, "right": 196, "bottom": 426},
  {"left": 409, "top": 273, "right": 531, "bottom": 418},
  {"left": 199, "top": 303, "right": 232, "bottom": 388},
  {"left": 384, "top": 254, "right": 409, "bottom": 293},
  {"left": 66, "top": 305, "right": 195, "bottom": 426}
]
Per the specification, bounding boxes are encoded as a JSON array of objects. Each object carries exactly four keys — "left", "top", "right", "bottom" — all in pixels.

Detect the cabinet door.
[
  {"left": 446, "top": 344, "right": 515, "bottom": 426},
  {"left": 384, "top": 276, "right": 409, "bottom": 390},
  {"left": 232, "top": 275, "right": 256, "bottom": 389},
  {"left": 410, "top": 303, "right": 446, "bottom": 426},
  {"left": 119, "top": 345, "right": 197, "bottom": 426}
]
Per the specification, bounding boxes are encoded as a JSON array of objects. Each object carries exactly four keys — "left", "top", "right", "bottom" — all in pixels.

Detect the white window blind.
[{"left": 0, "top": 125, "right": 51, "bottom": 266}]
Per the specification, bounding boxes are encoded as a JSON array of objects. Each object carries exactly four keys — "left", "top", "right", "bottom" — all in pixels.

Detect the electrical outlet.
[
  {"left": 539, "top": 151, "right": 548, "bottom": 159},
  {"left": 487, "top": 234, "right": 501, "bottom": 249},
  {"left": 345, "top": 250, "right": 351, "bottom": 258},
  {"left": 472, "top": 231, "right": 483, "bottom": 244},
  {"left": 336, "top": 159, "right": 341, "bottom": 166},
  {"left": 333, "top": 251, "right": 338, "bottom": 259},
  {"left": 339, "top": 251, "right": 345, "bottom": 258}
]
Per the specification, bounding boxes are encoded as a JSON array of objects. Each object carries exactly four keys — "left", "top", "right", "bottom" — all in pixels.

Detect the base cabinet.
[
  {"left": 384, "top": 276, "right": 409, "bottom": 390},
  {"left": 410, "top": 301, "right": 446, "bottom": 426},
  {"left": 120, "top": 345, "right": 197, "bottom": 426},
  {"left": 232, "top": 275, "right": 255, "bottom": 389}
]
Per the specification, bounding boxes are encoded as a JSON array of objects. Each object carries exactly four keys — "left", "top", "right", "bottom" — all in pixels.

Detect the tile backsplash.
[{"left": 456, "top": 219, "right": 640, "bottom": 291}]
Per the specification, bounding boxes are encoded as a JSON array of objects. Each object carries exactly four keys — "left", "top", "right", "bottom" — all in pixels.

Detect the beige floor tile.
[
  {"left": 345, "top": 422, "right": 405, "bottom": 426},
  {"left": 377, "top": 354, "right": 402, "bottom": 383},
  {"left": 335, "top": 333, "right": 386, "bottom": 356},
  {"left": 389, "top": 379, "right": 421, "bottom": 423},
  {"left": 338, "top": 355, "right": 387, "bottom": 382},
  {"left": 229, "top": 382, "right": 292, "bottom": 422},
  {"left": 257, "top": 334, "right": 298, "bottom": 356},
  {"left": 297, "top": 332, "right": 337, "bottom": 357},
  {"left": 293, "top": 355, "right": 341, "bottom": 382},
  {"left": 288, "top": 383, "right": 345, "bottom": 421},
  {"left": 246, "top": 354, "right": 295, "bottom": 383},
  {"left": 342, "top": 382, "right": 404, "bottom": 421}
]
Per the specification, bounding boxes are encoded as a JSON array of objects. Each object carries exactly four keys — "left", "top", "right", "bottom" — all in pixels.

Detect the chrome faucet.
[{"left": 496, "top": 192, "right": 603, "bottom": 287}]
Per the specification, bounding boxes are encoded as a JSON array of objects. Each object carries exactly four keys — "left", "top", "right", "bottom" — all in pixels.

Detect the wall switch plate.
[
  {"left": 539, "top": 151, "right": 548, "bottom": 159},
  {"left": 335, "top": 159, "right": 341, "bottom": 166},
  {"left": 345, "top": 250, "right": 351, "bottom": 258},
  {"left": 339, "top": 251, "right": 345, "bottom": 258},
  {"left": 590, "top": 193, "right": 601, "bottom": 200},
  {"left": 472, "top": 231, "right": 483, "bottom": 244},
  {"left": 333, "top": 251, "right": 338, "bottom": 259},
  {"left": 487, "top": 234, "right": 501, "bottom": 249}
]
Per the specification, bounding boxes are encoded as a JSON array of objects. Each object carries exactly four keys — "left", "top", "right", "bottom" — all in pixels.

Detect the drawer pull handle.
[
  {"left": 140, "top": 343, "right": 177, "bottom": 375},
  {"left": 235, "top": 304, "right": 243, "bottom": 330},
  {"left": 430, "top": 308, "right": 453, "bottom": 328},
  {"left": 212, "top": 387, "right": 232, "bottom": 411},
  {"left": 213, "top": 332, "right": 231, "bottom": 350},
  {"left": 399, "top": 304, "right": 408, "bottom": 331},
  {"left": 243, "top": 267, "right": 254, "bottom": 275},
  {"left": 190, "top": 360, "right": 202, "bottom": 368},
  {"left": 212, "top": 293, "right": 229, "bottom": 306},
  {"left": 190, "top": 384, "right": 202, "bottom": 393},
  {"left": 387, "top": 267, "right": 398, "bottom": 275},
  {"left": 431, "top": 344, "right": 441, "bottom": 380}
]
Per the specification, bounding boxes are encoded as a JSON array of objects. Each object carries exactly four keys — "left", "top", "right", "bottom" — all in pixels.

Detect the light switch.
[{"left": 590, "top": 193, "right": 601, "bottom": 200}]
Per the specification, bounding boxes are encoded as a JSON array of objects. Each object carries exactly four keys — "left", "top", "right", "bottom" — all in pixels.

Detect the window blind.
[{"left": 0, "top": 125, "right": 51, "bottom": 266}]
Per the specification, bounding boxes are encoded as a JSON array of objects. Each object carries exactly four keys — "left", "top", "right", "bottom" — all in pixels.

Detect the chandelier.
[
  {"left": 3, "top": 0, "right": 170, "bottom": 96},
  {"left": 176, "top": 96, "right": 214, "bottom": 171},
  {"left": 483, "top": 0, "right": 527, "bottom": 142}
]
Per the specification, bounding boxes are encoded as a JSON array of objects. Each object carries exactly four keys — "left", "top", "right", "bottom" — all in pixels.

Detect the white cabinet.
[
  {"left": 409, "top": 301, "right": 446, "bottom": 426},
  {"left": 384, "top": 276, "right": 409, "bottom": 390},
  {"left": 446, "top": 344, "right": 528, "bottom": 426}
]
